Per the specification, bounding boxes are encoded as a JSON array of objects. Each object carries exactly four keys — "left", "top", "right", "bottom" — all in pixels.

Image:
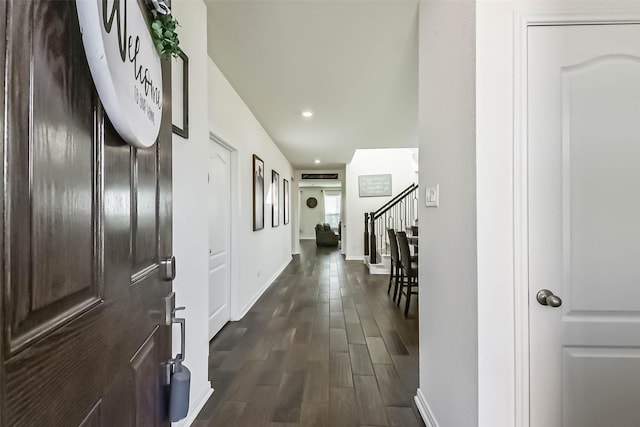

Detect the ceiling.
[{"left": 204, "top": 0, "right": 419, "bottom": 170}]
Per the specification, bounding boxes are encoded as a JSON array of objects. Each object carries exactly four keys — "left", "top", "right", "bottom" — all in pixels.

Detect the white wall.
[
  {"left": 299, "top": 188, "right": 327, "bottom": 239},
  {"left": 417, "top": 2, "right": 478, "bottom": 427},
  {"left": 344, "top": 148, "right": 418, "bottom": 260},
  {"left": 291, "top": 178, "right": 301, "bottom": 254},
  {"left": 208, "top": 58, "right": 294, "bottom": 320},
  {"left": 170, "top": 0, "right": 212, "bottom": 424},
  {"left": 476, "top": 2, "right": 516, "bottom": 425},
  {"left": 475, "top": 2, "right": 639, "bottom": 426}
]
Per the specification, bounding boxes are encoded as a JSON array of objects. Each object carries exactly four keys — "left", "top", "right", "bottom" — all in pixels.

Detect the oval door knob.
[
  {"left": 546, "top": 295, "right": 562, "bottom": 307},
  {"left": 536, "top": 289, "right": 562, "bottom": 307}
]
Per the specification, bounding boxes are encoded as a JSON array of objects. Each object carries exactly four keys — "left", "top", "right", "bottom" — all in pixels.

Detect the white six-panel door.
[
  {"left": 528, "top": 24, "right": 640, "bottom": 426},
  {"left": 208, "top": 141, "right": 232, "bottom": 340}
]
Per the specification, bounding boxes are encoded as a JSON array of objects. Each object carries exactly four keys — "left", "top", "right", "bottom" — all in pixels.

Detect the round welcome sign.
[{"left": 76, "top": 0, "right": 163, "bottom": 148}]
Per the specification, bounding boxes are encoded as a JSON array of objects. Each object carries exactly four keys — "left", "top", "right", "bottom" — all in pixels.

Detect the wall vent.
[{"left": 301, "top": 173, "right": 339, "bottom": 180}]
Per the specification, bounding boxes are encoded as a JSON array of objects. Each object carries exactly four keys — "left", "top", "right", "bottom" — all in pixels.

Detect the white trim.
[
  {"left": 209, "top": 131, "right": 236, "bottom": 152},
  {"left": 345, "top": 255, "right": 364, "bottom": 261},
  {"left": 232, "top": 256, "right": 292, "bottom": 321},
  {"left": 512, "top": 10, "right": 640, "bottom": 427},
  {"left": 414, "top": 389, "right": 439, "bottom": 427},
  {"left": 516, "top": 10, "right": 640, "bottom": 27},
  {"left": 171, "top": 381, "right": 213, "bottom": 427},
  {"left": 513, "top": 10, "right": 531, "bottom": 427}
]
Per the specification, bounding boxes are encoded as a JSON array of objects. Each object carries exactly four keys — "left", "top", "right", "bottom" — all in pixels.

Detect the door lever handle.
[
  {"left": 536, "top": 289, "right": 562, "bottom": 308},
  {"left": 171, "top": 306, "right": 187, "bottom": 362},
  {"left": 172, "top": 315, "right": 186, "bottom": 362},
  {"left": 163, "top": 293, "right": 187, "bottom": 363}
]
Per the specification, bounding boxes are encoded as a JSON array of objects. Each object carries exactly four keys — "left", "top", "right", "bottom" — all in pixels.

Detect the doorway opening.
[{"left": 299, "top": 180, "right": 343, "bottom": 251}]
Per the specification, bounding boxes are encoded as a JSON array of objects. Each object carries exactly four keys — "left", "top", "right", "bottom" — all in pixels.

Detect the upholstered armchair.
[{"left": 315, "top": 223, "right": 339, "bottom": 247}]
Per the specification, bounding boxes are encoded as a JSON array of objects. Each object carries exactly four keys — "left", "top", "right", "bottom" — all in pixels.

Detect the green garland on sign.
[{"left": 150, "top": 9, "right": 181, "bottom": 58}]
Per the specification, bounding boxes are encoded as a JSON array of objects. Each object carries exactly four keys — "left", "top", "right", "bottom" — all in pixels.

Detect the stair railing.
[{"left": 364, "top": 183, "right": 419, "bottom": 264}]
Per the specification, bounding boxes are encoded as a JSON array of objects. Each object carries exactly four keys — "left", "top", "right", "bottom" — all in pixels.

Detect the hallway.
[{"left": 194, "top": 241, "right": 423, "bottom": 426}]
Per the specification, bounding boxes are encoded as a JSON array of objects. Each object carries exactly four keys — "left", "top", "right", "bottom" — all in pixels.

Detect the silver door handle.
[
  {"left": 172, "top": 307, "right": 186, "bottom": 362},
  {"left": 163, "top": 293, "right": 186, "bottom": 361},
  {"left": 536, "top": 289, "right": 562, "bottom": 308},
  {"left": 162, "top": 293, "right": 187, "bottom": 383}
]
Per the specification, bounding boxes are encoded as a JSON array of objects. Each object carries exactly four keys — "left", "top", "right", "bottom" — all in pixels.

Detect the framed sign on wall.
[
  {"left": 76, "top": 0, "right": 163, "bottom": 148},
  {"left": 358, "top": 174, "right": 392, "bottom": 197}
]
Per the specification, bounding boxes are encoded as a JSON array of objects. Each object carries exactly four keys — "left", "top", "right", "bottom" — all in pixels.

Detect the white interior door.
[
  {"left": 528, "top": 24, "right": 640, "bottom": 427},
  {"left": 208, "top": 141, "right": 232, "bottom": 340}
]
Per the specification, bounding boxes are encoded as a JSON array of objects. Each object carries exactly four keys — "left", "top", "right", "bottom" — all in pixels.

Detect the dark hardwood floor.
[{"left": 194, "top": 240, "right": 423, "bottom": 427}]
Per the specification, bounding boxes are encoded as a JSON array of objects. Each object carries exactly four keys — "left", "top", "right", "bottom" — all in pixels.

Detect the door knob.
[{"left": 536, "top": 289, "right": 562, "bottom": 307}]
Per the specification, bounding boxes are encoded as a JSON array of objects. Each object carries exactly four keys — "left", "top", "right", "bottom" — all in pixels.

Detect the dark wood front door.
[{"left": 0, "top": 1, "right": 173, "bottom": 425}]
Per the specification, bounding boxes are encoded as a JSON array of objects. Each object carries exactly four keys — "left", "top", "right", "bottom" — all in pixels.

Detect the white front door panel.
[{"left": 528, "top": 24, "right": 640, "bottom": 427}]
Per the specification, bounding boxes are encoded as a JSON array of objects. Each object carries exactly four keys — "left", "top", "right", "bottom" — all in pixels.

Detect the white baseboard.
[
  {"left": 415, "top": 389, "right": 440, "bottom": 427},
  {"left": 233, "top": 256, "right": 292, "bottom": 320},
  {"left": 345, "top": 255, "right": 364, "bottom": 261},
  {"left": 172, "top": 382, "right": 213, "bottom": 427},
  {"left": 208, "top": 305, "right": 228, "bottom": 341}
]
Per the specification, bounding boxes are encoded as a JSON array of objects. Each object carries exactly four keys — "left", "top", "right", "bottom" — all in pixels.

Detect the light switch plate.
[{"left": 425, "top": 185, "right": 439, "bottom": 207}]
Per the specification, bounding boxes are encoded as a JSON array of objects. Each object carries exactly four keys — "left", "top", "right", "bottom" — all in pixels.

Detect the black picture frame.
[
  {"left": 283, "top": 179, "right": 289, "bottom": 225},
  {"left": 171, "top": 49, "right": 189, "bottom": 138},
  {"left": 272, "top": 170, "right": 280, "bottom": 227},
  {"left": 253, "top": 155, "right": 264, "bottom": 231}
]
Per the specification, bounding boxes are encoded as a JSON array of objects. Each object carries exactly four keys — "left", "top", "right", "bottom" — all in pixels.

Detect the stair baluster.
[{"left": 368, "top": 183, "right": 419, "bottom": 265}]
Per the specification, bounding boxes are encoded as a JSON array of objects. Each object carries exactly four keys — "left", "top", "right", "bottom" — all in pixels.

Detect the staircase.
[{"left": 364, "top": 184, "right": 419, "bottom": 274}]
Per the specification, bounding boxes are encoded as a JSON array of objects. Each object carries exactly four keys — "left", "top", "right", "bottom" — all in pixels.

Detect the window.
[{"left": 324, "top": 191, "right": 341, "bottom": 230}]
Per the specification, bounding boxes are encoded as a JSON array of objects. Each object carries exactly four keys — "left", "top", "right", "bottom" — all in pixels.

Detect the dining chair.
[
  {"left": 396, "top": 231, "right": 419, "bottom": 317},
  {"left": 387, "top": 228, "right": 401, "bottom": 302}
]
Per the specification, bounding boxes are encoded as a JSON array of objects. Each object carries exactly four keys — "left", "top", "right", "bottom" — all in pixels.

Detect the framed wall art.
[
  {"left": 283, "top": 179, "right": 290, "bottom": 225},
  {"left": 253, "top": 155, "right": 264, "bottom": 231},
  {"left": 358, "top": 174, "right": 392, "bottom": 197},
  {"left": 272, "top": 170, "right": 280, "bottom": 227}
]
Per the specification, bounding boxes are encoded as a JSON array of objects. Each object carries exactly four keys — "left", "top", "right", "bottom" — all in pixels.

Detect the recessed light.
[
  {"left": 314, "top": 159, "right": 321, "bottom": 164},
  {"left": 302, "top": 111, "right": 313, "bottom": 118}
]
